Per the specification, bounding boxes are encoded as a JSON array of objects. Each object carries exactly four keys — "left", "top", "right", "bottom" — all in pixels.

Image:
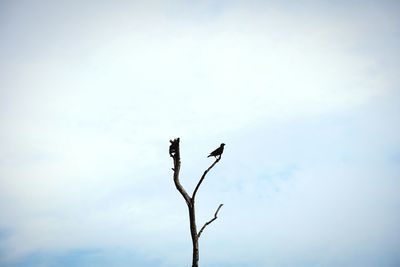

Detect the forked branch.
[{"left": 169, "top": 138, "right": 225, "bottom": 267}]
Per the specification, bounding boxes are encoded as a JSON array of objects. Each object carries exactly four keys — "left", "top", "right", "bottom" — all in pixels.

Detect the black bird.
[{"left": 207, "top": 143, "right": 225, "bottom": 158}]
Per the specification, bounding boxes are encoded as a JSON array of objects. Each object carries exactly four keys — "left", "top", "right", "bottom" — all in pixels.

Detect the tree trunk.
[{"left": 189, "top": 202, "right": 199, "bottom": 267}]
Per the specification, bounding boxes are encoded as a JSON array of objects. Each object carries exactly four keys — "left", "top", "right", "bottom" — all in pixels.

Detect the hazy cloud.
[{"left": 1, "top": 1, "right": 399, "bottom": 266}]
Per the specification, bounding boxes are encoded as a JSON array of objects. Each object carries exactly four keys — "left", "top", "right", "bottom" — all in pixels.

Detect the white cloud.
[{"left": 0, "top": 1, "right": 399, "bottom": 266}]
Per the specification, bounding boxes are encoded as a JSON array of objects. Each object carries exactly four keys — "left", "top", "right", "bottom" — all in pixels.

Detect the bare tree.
[{"left": 169, "top": 138, "right": 224, "bottom": 267}]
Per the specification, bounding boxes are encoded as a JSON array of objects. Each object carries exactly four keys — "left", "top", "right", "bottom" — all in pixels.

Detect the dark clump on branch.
[
  {"left": 207, "top": 143, "right": 225, "bottom": 158},
  {"left": 169, "top": 138, "right": 180, "bottom": 158}
]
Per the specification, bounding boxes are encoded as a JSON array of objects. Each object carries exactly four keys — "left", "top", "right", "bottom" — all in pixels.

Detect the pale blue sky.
[{"left": 1, "top": 1, "right": 399, "bottom": 267}]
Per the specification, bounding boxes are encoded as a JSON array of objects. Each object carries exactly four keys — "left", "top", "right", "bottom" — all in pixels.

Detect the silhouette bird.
[{"left": 207, "top": 143, "right": 225, "bottom": 158}]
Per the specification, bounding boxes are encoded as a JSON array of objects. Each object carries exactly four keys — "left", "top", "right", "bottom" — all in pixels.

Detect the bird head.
[{"left": 221, "top": 143, "right": 225, "bottom": 147}]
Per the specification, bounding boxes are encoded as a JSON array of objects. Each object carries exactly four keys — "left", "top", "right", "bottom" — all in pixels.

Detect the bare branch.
[
  {"left": 170, "top": 138, "right": 191, "bottom": 206},
  {"left": 192, "top": 156, "right": 221, "bottom": 200},
  {"left": 198, "top": 204, "right": 224, "bottom": 238},
  {"left": 173, "top": 158, "right": 192, "bottom": 206}
]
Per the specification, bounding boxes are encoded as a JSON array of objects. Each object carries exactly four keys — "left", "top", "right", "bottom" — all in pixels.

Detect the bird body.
[{"left": 208, "top": 143, "right": 225, "bottom": 158}]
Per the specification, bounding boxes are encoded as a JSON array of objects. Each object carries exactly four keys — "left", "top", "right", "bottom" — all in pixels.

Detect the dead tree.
[{"left": 169, "top": 138, "right": 224, "bottom": 267}]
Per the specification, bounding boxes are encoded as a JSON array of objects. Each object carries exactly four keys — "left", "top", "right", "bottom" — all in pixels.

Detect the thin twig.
[
  {"left": 198, "top": 204, "right": 224, "bottom": 238},
  {"left": 192, "top": 156, "right": 221, "bottom": 200}
]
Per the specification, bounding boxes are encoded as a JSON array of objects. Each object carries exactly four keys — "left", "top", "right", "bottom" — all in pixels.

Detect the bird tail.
[{"left": 207, "top": 154, "right": 212, "bottom": 158}]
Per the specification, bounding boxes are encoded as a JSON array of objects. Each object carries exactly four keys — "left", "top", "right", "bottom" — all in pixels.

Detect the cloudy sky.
[{"left": 1, "top": 0, "right": 399, "bottom": 266}]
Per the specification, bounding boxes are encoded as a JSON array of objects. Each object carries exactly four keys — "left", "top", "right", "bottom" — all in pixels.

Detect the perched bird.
[{"left": 207, "top": 143, "right": 225, "bottom": 158}]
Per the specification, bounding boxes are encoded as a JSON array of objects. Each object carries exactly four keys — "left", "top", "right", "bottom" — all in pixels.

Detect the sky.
[{"left": 0, "top": 0, "right": 399, "bottom": 266}]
